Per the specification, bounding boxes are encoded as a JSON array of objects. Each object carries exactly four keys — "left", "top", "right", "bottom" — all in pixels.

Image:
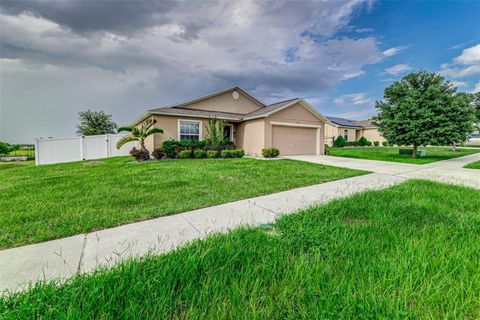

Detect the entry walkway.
[{"left": 1, "top": 153, "right": 479, "bottom": 293}]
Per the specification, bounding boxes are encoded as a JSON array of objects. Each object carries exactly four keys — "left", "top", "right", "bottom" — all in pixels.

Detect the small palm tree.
[{"left": 116, "top": 119, "right": 164, "bottom": 150}]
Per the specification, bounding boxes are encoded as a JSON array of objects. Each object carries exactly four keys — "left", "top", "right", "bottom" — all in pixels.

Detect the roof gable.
[
  {"left": 132, "top": 87, "right": 328, "bottom": 125},
  {"left": 244, "top": 98, "right": 327, "bottom": 122},
  {"left": 149, "top": 86, "right": 265, "bottom": 115}
]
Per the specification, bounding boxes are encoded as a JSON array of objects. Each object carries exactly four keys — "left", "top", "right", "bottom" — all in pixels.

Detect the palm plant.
[{"left": 116, "top": 119, "right": 163, "bottom": 150}]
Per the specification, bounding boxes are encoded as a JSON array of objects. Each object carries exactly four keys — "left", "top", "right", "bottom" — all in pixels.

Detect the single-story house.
[
  {"left": 132, "top": 87, "right": 328, "bottom": 156},
  {"left": 325, "top": 116, "right": 385, "bottom": 146}
]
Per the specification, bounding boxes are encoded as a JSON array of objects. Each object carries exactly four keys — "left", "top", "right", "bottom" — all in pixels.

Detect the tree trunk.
[
  {"left": 412, "top": 144, "right": 417, "bottom": 158},
  {"left": 140, "top": 140, "right": 146, "bottom": 150},
  {"left": 452, "top": 142, "right": 456, "bottom": 152}
]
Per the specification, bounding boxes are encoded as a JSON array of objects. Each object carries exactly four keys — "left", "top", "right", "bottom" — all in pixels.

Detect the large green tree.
[
  {"left": 472, "top": 92, "right": 480, "bottom": 133},
  {"left": 374, "top": 71, "right": 474, "bottom": 157},
  {"left": 76, "top": 109, "right": 118, "bottom": 136}
]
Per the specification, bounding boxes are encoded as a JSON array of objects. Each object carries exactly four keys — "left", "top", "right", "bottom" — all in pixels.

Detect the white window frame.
[
  {"left": 224, "top": 124, "right": 233, "bottom": 142},
  {"left": 178, "top": 119, "right": 202, "bottom": 141}
]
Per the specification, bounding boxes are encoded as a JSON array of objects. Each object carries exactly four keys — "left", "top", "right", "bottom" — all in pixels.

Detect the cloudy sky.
[{"left": 1, "top": 0, "right": 479, "bottom": 143}]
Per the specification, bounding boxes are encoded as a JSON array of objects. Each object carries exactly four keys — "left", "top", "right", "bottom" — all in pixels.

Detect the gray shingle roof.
[{"left": 352, "top": 119, "right": 377, "bottom": 128}]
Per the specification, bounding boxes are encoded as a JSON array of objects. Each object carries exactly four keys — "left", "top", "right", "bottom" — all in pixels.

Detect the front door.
[{"left": 224, "top": 125, "right": 232, "bottom": 141}]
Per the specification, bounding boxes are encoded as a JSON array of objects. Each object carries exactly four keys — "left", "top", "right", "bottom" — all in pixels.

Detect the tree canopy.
[
  {"left": 76, "top": 109, "right": 118, "bottom": 136},
  {"left": 0, "top": 141, "right": 20, "bottom": 155},
  {"left": 472, "top": 92, "right": 480, "bottom": 133},
  {"left": 374, "top": 71, "right": 474, "bottom": 157}
]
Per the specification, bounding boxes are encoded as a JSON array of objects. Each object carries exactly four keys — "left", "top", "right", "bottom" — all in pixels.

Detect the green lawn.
[
  {"left": 464, "top": 160, "right": 480, "bottom": 169},
  {"left": 2, "top": 180, "right": 479, "bottom": 319},
  {"left": 327, "top": 146, "right": 480, "bottom": 164},
  {"left": 7, "top": 149, "right": 35, "bottom": 157},
  {"left": 0, "top": 161, "right": 34, "bottom": 171},
  {"left": 0, "top": 157, "right": 364, "bottom": 249}
]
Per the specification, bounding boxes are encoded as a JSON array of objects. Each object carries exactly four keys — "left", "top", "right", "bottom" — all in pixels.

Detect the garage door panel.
[{"left": 272, "top": 126, "right": 317, "bottom": 156}]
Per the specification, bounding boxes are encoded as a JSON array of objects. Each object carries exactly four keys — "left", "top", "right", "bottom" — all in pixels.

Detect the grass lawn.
[
  {"left": 7, "top": 149, "right": 35, "bottom": 157},
  {"left": 464, "top": 160, "right": 480, "bottom": 169},
  {"left": 0, "top": 157, "right": 364, "bottom": 249},
  {"left": 327, "top": 146, "right": 480, "bottom": 164},
  {"left": 2, "top": 180, "right": 479, "bottom": 319},
  {"left": 0, "top": 161, "right": 34, "bottom": 171}
]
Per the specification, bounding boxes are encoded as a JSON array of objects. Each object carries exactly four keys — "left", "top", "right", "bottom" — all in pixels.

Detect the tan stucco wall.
[
  {"left": 343, "top": 128, "right": 357, "bottom": 142},
  {"left": 360, "top": 128, "right": 385, "bottom": 142},
  {"left": 325, "top": 123, "right": 338, "bottom": 145},
  {"left": 143, "top": 115, "right": 237, "bottom": 150},
  {"left": 325, "top": 124, "right": 359, "bottom": 145},
  {"left": 268, "top": 102, "right": 324, "bottom": 124},
  {"left": 179, "top": 90, "right": 262, "bottom": 114},
  {"left": 236, "top": 118, "right": 265, "bottom": 156}
]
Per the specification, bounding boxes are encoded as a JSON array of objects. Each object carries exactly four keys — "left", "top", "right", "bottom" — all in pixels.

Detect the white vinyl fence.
[{"left": 35, "top": 133, "right": 137, "bottom": 165}]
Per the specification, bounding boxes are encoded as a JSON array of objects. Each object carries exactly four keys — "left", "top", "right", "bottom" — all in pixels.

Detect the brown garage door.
[{"left": 272, "top": 125, "right": 317, "bottom": 156}]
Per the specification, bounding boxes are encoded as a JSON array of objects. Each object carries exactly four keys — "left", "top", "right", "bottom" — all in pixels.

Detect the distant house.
[
  {"left": 130, "top": 87, "right": 328, "bottom": 156},
  {"left": 325, "top": 116, "right": 385, "bottom": 146}
]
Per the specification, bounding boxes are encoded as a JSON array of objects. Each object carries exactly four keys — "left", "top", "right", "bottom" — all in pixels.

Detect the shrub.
[
  {"left": 206, "top": 140, "right": 235, "bottom": 151},
  {"left": 206, "top": 150, "right": 219, "bottom": 158},
  {"left": 374, "top": 141, "right": 380, "bottom": 146},
  {"left": 162, "top": 139, "right": 179, "bottom": 158},
  {"left": 232, "top": 149, "right": 245, "bottom": 158},
  {"left": 162, "top": 139, "right": 208, "bottom": 158},
  {"left": 205, "top": 117, "right": 227, "bottom": 149},
  {"left": 382, "top": 141, "right": 388, "bottom": 146},
  {"left": 220, "top": 149, "right": 245, "bottom": 158},
  {"left": 388, "top": 141, "right": 395, "bottom": 146},
  {"left": 220, "top": 150, "right": 231, "bottom": 158},
  {"left": 262, "top": 148, "right": 280, "bottom": 158},
  {"left": 358, "top": 136, "right": 369, "bottom": 146},
  {"left": 178, "top": 150, "right": 192, "bottom": 159},
  {"left": 333, "top": 136, "right": 345, "bottom": 147},
  {"left": 130, "top": 147, "right": 150, "bottom": 161},
  {"left": 367, "top": 141, "right": 372, "bottom": 146},
  {"left": 151, "top": 148, "right": 165, "bottom": 160},
  {"left": 194, "top": 149, "right": 207, "bottom": 158}
]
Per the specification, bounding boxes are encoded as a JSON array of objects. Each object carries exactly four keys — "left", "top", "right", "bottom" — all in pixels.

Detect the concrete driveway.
[{"left": 285, "top": 153, "right": 480, "bottom": 189}]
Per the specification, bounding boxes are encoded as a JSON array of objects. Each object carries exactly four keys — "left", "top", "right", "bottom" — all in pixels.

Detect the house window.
[
  {"left": 344, "top": 129, "right": 349, "bottom": 141},
  {"left": 179, "top": 120, "right": 201, "bottom": 141}
]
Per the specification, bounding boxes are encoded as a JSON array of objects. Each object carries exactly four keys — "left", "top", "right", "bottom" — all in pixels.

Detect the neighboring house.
[
  {"left": 325, "top": 116, "right": 385, "bottom": 146},
  {"left": 132, "top": 87, "right": 327, "bottom": 156}
]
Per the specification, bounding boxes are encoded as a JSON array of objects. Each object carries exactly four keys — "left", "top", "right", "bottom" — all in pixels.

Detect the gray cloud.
[
  {"left": 0, "top": 0, "right": 177, "bottom": 35},
  {"left": 0, "top": 0, "right": 384, "bottom": 143}
]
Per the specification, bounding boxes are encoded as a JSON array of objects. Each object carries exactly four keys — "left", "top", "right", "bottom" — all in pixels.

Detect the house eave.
[{"left": 134, "top": 111, "right": 243, "bottom": 124}]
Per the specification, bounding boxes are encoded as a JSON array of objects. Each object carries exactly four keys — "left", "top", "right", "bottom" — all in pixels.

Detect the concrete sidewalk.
[{"left": 0, "top": 172, "right": 405, "bottom": 294}]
